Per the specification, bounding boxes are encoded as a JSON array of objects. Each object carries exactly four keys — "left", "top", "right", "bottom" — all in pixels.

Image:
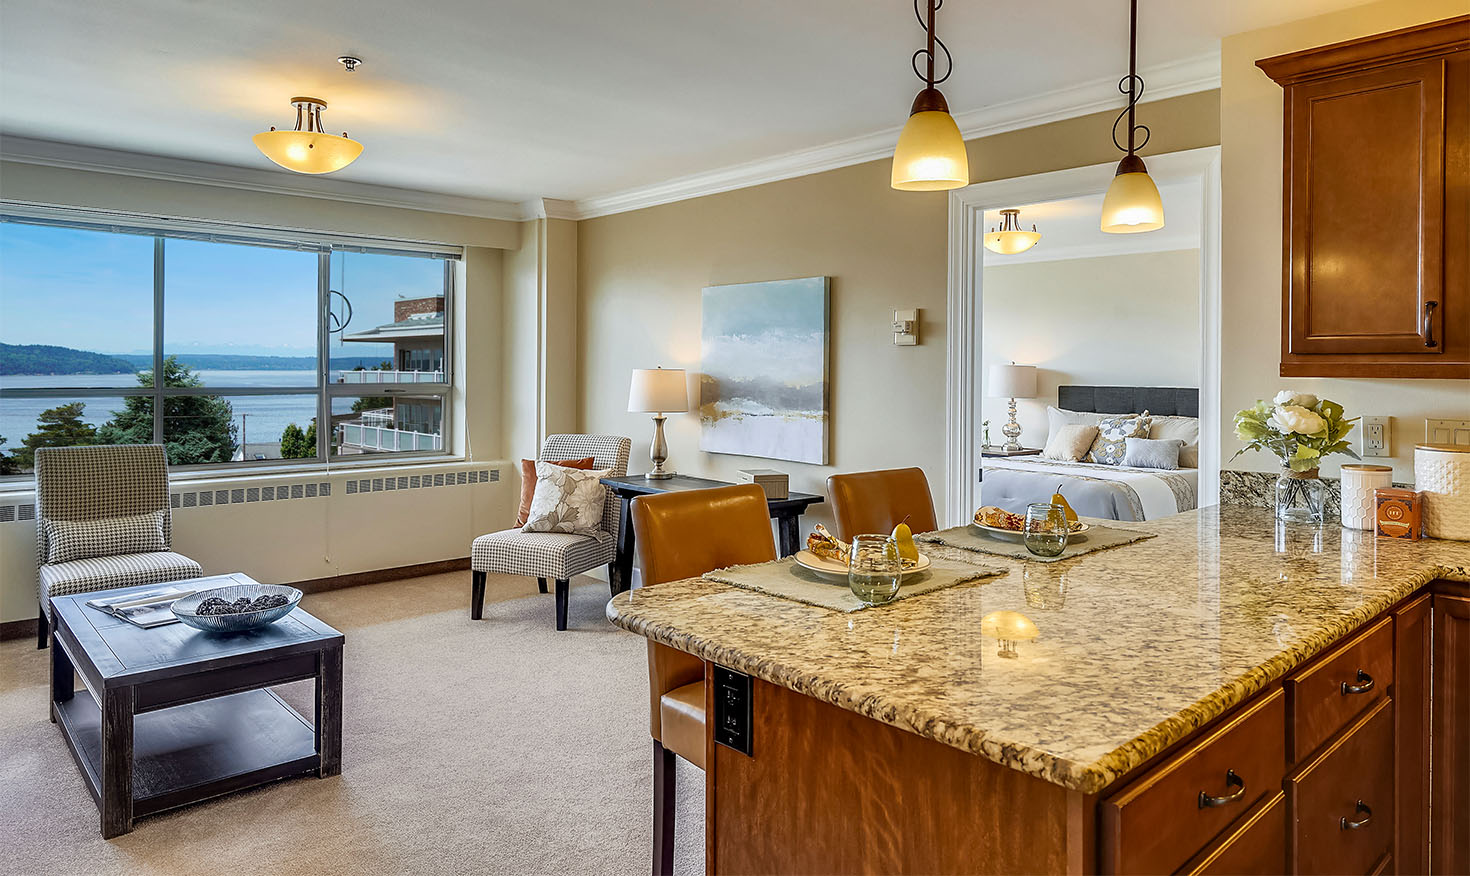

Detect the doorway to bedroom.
[{"left": 944, "top": 146, "right": 1221, "bottom": 525}]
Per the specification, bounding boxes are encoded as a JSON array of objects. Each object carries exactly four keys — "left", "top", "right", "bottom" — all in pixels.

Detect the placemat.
[
  {"left": 916, "top": 523, "right": 1154, "bottom": 563},
  {"left": 702, "top": 555, "right": 1005, "bottom": 613}
]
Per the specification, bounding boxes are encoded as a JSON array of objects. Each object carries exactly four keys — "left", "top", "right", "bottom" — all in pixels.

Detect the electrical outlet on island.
[{"left": 1361, "top": 415, "right": 1391, "bottom": 457}]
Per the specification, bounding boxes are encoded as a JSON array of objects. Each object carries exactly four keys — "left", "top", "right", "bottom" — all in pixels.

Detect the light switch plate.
[
  {"left": 1362, "top": 416, "right": 1390, "bottom": 457},
  {"left": 1426, "top": 418, "right": 1470, "bottom": 447},
  {"left": 893, "top": 308, "right": 918, "bottom": 346}
]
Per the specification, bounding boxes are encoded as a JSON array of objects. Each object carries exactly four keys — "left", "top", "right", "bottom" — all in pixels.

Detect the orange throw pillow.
[{"left": 517, "top": 457, "right": 596, "bottom": 527}]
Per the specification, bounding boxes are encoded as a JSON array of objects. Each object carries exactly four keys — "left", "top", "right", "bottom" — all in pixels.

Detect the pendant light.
[
  {"left": 891, "top": 0, "right": 968, "bottom": 191},
  {"left": 1100, "top": 0, "right": 1165, "bottom": 233},
  {"left": 984, "top": 209, "right": 1042, "bottom": 255},
  {"left": 253, "top": 96, "right": 363, "bottom": 175}
]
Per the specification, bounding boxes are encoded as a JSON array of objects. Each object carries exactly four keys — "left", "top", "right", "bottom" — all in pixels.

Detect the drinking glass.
[
  {"left": 1023, "top": 503, "right": 1069, "bottom": 558},
  {"left": 848, "top": 534, "right": 902, "bottom": 605}
]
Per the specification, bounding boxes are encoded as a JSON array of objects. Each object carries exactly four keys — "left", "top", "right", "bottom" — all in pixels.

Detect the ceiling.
[
  {"left": 982, "top": 181, "right": 1202, "bottom": 266},
  {"left": 0, "top": 0, "right": 1378, "bottom": 215}
]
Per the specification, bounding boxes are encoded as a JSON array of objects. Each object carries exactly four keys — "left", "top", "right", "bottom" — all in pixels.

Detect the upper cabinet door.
[{"left": 1286, "top": 58, "right": 1444, "bottom": 356}]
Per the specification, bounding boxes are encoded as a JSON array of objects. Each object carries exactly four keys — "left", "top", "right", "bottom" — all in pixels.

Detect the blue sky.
[{"left": 0, "top": 222, "right": 443, "bottom": 359}]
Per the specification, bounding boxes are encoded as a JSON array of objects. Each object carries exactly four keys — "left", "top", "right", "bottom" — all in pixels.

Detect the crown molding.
[
  {"left": 0, "top": 135, "right": 526, "bottom": 222},
  {"left": 570, "top": 52, "right": 1219, "bottom": 220},
  {"left": 518, "top": 198, "right": 580, "bottom": 221}
]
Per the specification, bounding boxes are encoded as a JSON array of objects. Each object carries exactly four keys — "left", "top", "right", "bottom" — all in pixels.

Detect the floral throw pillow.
[
  {"left": 1085, "top": 411, "right": 1152, "bottom": 465},
  {"left": 521, "top": 462, "right": 613, "bottom": 536}
]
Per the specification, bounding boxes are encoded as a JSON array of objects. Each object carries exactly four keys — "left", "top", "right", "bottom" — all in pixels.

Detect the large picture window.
[{"left": 0, "top": 212, "right": 457, "bottom": 478}]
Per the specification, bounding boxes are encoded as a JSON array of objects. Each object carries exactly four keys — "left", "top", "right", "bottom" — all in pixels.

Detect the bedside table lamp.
[
  {"left": 628, "top": 367, "right": 689, "bottom": 480},
  {"left": 988, "top": 364, "right": 1037, "bottom": 452}
]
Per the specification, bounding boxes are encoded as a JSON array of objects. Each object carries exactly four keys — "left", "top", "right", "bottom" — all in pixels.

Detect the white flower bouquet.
[{"left": 1231, "top": 390, "right": 1360, "bottom": 473}]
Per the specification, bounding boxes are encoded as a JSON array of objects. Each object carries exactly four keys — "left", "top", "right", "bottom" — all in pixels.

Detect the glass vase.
[{"left": 1276, "top": 467, "right": 1328, "bottom": 524}]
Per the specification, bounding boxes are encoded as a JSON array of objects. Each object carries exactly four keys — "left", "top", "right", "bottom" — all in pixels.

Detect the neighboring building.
[{"left": 335, "top": 295, "right": 445, "bottom": 454}]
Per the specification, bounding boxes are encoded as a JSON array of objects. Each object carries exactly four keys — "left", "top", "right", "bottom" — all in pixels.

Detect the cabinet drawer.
[
  {"left": 1101, "top": 689, "right": 1286, "bottom": 875},
  {"left": 1289, "top": 697, "right": 1394, "bottom": 875},
  {"left": 1287, "top": 616, "right": 1392, "bottom": 762},
  {"left": 1180, "top": 791, "right": 1286, "bottom": 876}
]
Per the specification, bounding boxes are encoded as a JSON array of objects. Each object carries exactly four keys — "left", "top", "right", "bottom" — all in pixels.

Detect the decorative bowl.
[{"left": 171, "top": 583, "right": 303, "bottom": 633}]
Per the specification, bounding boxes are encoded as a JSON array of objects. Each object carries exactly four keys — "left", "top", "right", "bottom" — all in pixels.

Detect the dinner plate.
[
  {"left": 969, "top": 520, "right": 1091, "bottom": 540},
  {"left": 792, "top": 549, "right": 931, "bottom": 580}
]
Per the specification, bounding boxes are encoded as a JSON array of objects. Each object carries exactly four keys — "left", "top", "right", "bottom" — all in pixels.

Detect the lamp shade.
[
  {"left": 891, "top": 110, "right": 969, "bottom": 191},
  {"left": 628, "top": 368, "right": 689, "bottom": 414},
  {"left": 253, "top": 130, "right": 363, "bottom": 175},
  {"left": 1100, "top": 166, "right": 1165, "bottom": 233},
  {"left": 988, "top": 364, "right": 1037, "bottom": 399}
]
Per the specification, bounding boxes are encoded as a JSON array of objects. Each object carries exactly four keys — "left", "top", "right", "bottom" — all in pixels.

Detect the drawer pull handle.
[
  {"left": 1198, "top": 769, "right": 1246, "bottom": 809},
  {"left": 1341, "top": 669, "right": 1374, "bottom": 696},
  {"left": 1340, "top": 800, "right": 1372, "bottom": 831}
]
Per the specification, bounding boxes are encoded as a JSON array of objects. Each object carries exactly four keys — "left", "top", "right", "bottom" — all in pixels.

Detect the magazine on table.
[{"left": 84, "top": 586, "right": 198, "bottom": 629}]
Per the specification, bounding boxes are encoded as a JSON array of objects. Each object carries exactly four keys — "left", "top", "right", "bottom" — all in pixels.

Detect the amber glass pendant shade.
[
  {"left": 253, "top": 97, "right": 363, "bottom": 175},
  {"left": 891, "top": 108, "right": 969, "bottom": 191},
  {"left": 1100, "top": 155, "right": 1165, "bottom": 233}
]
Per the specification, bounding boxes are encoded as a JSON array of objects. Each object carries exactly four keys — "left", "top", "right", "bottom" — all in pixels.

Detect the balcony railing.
[
  {"left": 336, "top": 369, "right": 445, "bottom": 384},
  {"left": 337, "top": 423, "right": 443, "bottom": 452}
]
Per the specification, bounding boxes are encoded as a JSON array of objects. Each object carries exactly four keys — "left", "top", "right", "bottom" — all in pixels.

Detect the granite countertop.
[{"left": 605, "top": 505, "right": 1470, "bottom": 794}]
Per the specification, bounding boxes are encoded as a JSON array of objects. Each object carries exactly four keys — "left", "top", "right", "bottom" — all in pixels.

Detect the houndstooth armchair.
[
  {"left": 470, "top": 434, "right": 631, "bottom": 631},
  {"left": 34, "top": 444, "right": 203, "bottom": 648}
]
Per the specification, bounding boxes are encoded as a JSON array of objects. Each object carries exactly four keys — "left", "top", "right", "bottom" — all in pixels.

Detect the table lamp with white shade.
[
  {"left": 988, "top": 363, "right": 1038, "bottom": 452},
  {"left": 628, "top": 367, "right": 689, "bottom": 479}
]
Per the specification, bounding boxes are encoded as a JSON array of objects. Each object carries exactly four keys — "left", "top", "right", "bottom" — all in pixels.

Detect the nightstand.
[{"left": 980, "top": 446, "right": 1042, "bottom": 458}]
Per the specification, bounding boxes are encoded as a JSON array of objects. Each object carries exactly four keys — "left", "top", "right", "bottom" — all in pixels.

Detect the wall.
[
  {"left": 1220, "top": 0, "right": 1469, "bottom": 482},
  {"left": 981, "top": 249, "right": 1201, "bottom": 447},
  {"left": 577, "top": 91, "right": 1221, "bottom": 530},
  {"left": 0, "top": 164, "right": 521, "bottom": 624}
]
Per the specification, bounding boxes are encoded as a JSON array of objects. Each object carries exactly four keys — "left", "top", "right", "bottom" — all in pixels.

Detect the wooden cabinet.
[
  {"left": 1288, "top": 698, "right": 1395, "bottom": 875},
  {"left": 1285, "top": 616, "right": 1392, "bottom": 762},
  {"left": 1432, "top": 592, "right": 1470, "bottom": 874},
  {"left": 1258, "top": 16, "right": 1470, "bottom": 378},
  {"left": 1393, "top": 594, "right": 1432, "bottom": 876}
]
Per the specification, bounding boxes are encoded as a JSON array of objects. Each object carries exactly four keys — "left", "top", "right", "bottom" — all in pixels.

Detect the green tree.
[
  {"left": 0, "top": 437, "right": 17, "bottom": 475},
  {"left": 14, "top": 402, "right": 99, "bottom": 469},
  {"left": 350, "top": 360, "right": 394, "bottom": 413},
  {"left": 98, "top": 356, "right": 237, "bottom": 465},
  {"left": 280, "top": 423, "right": 308, "bottom": 458}
]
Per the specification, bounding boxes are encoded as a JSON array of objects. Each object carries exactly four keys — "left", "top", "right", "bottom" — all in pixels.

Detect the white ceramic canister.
[
  {"left": 1415, "top": 444, "right": 1470, "bottom": 541},
  {"left": 1340, "top": 464, "right": 1394, "bottom": 531}
]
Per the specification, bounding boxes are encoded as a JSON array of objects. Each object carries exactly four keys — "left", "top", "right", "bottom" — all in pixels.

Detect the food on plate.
[
  {"left": 1050, "top": 486, "right": 1079, "bottom": 523},
  {"left": 806, "top": 524, "right": 850, "bottom": 563},
  {"left": 975, "top": 504, "right": 1086, "bottom": 532},
  {"left": 891, "top": 516, "right": 919, "bottom": 562}
]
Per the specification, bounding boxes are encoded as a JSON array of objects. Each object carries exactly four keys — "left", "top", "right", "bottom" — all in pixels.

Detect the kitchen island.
[{"left": 607, "top": 505, "right": 1470, "bottom": 874}]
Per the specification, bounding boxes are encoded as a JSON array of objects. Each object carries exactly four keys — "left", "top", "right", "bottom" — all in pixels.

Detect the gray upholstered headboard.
[{"left": 1057, "top": 385, "right": 1199, "bottom": 417}]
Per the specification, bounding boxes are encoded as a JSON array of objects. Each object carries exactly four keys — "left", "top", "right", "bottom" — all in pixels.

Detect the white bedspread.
[{"left": 982, "top": 457, "right": 1199, "bottom": 521}]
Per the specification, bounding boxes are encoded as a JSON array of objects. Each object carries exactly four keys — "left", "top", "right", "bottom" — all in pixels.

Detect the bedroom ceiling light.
[
  {"left": 252, "top": 97, "right": 363, "bottom": 175},
  {"left": 891, "top": 0, "right": 968, "bottom": 191},
  {"left": 1100, "top": 0, "right": 1165, "bottom": 234},
  {"left": 983, "top": 209, "right": 1042, "bottom": 255}
]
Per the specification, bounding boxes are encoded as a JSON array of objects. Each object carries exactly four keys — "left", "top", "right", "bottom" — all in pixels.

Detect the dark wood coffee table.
[{"left": 48, "top": 574, "right": 344, "bottom": 838}]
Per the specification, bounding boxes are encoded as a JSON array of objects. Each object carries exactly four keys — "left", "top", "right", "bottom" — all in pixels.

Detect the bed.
[{"left": 980, "top": 385, "right": 1200, "bottom": 522}]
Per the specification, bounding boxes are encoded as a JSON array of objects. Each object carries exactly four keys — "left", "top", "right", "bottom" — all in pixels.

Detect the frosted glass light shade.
[
  {"left": 983, "top": 229, "right": 1042, "bottom": 255},
  {"left": 988, "top": 364, "right": 1037, "bottom": 399},
  {"left": 891, "top": 111, "right": 969, "bottom": 191},
  {"left": 628, "top": 368, "right": 689, "bottom": 413},
  {"left": 1101, "top": 170, "right": 1165, "bottom": 233},
  {"left": 252, "top": 130, "right": 363, "bottom": 175}
]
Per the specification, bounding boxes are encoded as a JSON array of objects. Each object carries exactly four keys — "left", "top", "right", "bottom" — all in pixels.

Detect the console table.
[{"left": 601, "top": 474, "right": 824, "bottom": 591}]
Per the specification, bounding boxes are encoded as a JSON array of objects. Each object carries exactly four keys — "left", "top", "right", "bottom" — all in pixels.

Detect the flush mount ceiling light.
[
  {"left": 1100, "top": 0, "right": 1165, "bottom": 234},
  {"left": 252, "top": 96, "right": 363, "bottom": 175},
  {"left": 891, "top": 0, "right": 969, "bottom": 191},
  {"left": 984, "top": 209, "right": 1042, "bottom": 255}
]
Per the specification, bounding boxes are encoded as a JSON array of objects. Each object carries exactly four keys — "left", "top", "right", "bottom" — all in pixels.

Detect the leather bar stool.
[
  {"left": 631, "top": 484, "right": 776, "bottom": 876},
  {"left": 825, "top": 467, "right": 939, "bottom": 541}
]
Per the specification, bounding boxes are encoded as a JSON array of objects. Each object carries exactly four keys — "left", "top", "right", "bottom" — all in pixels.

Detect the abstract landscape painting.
[{"left": 699, "top": 277, "right": 829, "bottom": 465}]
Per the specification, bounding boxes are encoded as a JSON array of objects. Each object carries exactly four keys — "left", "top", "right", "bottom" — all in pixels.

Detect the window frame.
[{"left": 0, "top": 206, "right": 462, "bottom": 482}]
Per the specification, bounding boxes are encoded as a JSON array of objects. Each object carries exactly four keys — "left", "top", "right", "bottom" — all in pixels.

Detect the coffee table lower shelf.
[{"left": 55, "top": 687, "right": 320, "bottom": 821}]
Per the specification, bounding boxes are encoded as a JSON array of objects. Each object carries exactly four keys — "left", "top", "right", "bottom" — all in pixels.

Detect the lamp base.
[
  {"left": 644, "top": 470, "right": 676, "bottom": 480},
  {"left": 646, "top": 415, "right": 675, "bottom": 480},
  {"left": 1001, "top": 397, "right": 1024, "bottom": 453}
]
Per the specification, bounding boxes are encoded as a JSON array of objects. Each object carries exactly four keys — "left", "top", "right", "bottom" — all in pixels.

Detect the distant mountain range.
[{"left": 2, "top": 344, "right": 388, "bottom": 376}]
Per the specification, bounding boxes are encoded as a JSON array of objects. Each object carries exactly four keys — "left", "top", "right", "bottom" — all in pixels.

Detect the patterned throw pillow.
[
  {"left": 522, "top": 462, "right": 613, "bottom": 536},
  {"left": 1085, "top": 411, "right": 1152, "bottom": 465},
  {"left": 43, "top": 510, "right": 167, "bottom": 565}
]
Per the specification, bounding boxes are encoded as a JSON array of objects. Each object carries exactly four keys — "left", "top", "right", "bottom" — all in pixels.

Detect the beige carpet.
[{"left": 0, "top": 572, "right": 704, "bottom": 875}]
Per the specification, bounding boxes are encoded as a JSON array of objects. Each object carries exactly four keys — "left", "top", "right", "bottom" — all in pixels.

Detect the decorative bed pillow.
[
  {"left": 1046, "top": 406, "right": 1106, "bottom": 438},
  {"left": 1123, "top": 437, "right": 1185, "bottom": 470},
  {"left": 43, "top": 510, "right": 167, "bottom": 565},
  {"left": 1085, "top": 411, "right": 1152, "bottom": 465},
  {"left": 522, "top": 462, "right": 613, "bottom": 536},
  {"left": 1041, "top": 424, "right": 1099, "bottom": 462},
  {"left": 517, "top": 457, "right": 595, "bottom": 526},
  {"left": 1148, "top": 415, "right": 1200, "bottom": 468}
]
